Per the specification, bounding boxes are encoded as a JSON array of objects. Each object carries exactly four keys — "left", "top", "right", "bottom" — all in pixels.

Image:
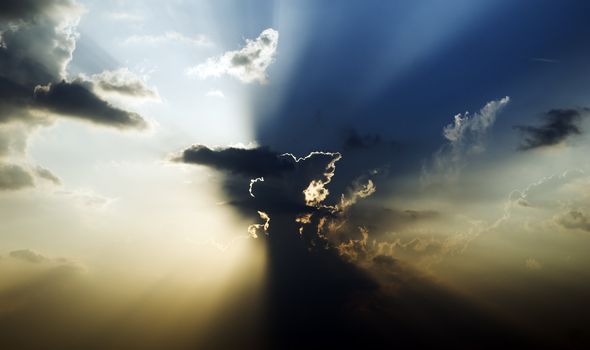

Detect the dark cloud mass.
[
  {"left": 0, "top": 0, "right": 73, "bottom": 21},
  {"left": 0, "top": 0, "right": 147, "bottom": 129},
  {"left": 0, "top": 0, "right": 149, "bottom": 190},
  {"left": 0, "top": 163, "right": 34, "bottom": 190},
  {"left": 516, "top": 108, "right": 589, "bottom": 150},
  {"left": 176, "top": 145, "right": 295, "bottom": 178},
  {"left": 342, "top": 128, "right": 399, "bottom": 151},
  {"left": 34, "top": 82, "right": 147, "bottom": 129},
  {"left": 175, "top": 144, "right": 539, "bottom": 348}
]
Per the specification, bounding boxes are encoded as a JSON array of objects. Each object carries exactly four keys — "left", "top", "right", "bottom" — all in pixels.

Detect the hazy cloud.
[
  {"left": 205, "top": 90, "right": 225, "bottom": 98},
  {"left": 556, "top": 210, "right": 590, "bottom": 232},
  {"left": 123, "top": 31, "right": 212, "bottom": 47},
  {"left": 187, "top": 28, "right": 278, "bottom": 83},
  {"left": 34, "top": 165, "right": 61, "bottom": 185},
  {"left": 515, "top": 108, "right": 589, "bottom": 150},
  {"left": 525, "top": 258, "right": 542, "bottom": 270},
  {"left": 9, "top": 249, "right": 50, "bottom": 263}
]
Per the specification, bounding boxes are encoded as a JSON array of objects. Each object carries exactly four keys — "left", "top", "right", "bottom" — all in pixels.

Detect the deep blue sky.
[{"left": 251, "top": 0, "right": 590, "bottom": 160}]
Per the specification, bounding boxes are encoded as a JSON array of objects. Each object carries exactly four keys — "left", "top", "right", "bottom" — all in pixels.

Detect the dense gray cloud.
[
  {"left": 175, "top": 145, "right": 295, "bottom": 178},
  {"left": 515, "top": 108, "right": 589, "bottom": 150},
  {"left": 34, "top": 81, "right": 147, "bottom": 129},
  {"left": 0, "top": 163, "right": 34, "bottom": 190}
]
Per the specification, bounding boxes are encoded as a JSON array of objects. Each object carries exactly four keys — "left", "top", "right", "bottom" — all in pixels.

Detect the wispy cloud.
[
  {"left": 205, "top": 90, "right": 225, "bottom": 98},
  {"left": 122, "top": 31, "right": 212, "bottom": 47},
  {"left": 422, "top": 96, "right": 510, "bottom": 183}
]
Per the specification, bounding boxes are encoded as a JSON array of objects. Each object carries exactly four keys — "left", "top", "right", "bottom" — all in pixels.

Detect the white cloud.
[
  {"left": 186, "top": 28, "right": 279, "bottom": 84},
  {"left": 205, "top": 90, "right": 225, "bottom": 98},
  {"left": 122, "top": 31, "right": 212, "bottom": 47}
]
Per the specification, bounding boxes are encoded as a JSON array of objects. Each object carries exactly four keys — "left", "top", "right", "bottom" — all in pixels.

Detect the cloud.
[
  {"left": 34, "top": 165, "right": 61, "bottom": 185},
  {"left": 555, "top": 210, "right": 590, "bottom": 232},
  {"left": 122, "top": 31, "right": 212, "bottom": 47},
  {"left": 0, "top": 0, "right": 151, "bottom": 191},
  {"left": 423, "top": 96, "right": 510, "bottom": 183},
  {"left": 205, "top": 90, "right": 225, "bottom": 98},
  {"left": 34, "top": 81, "right": 148, "bottom": 129},
  {"left": 342, "top": 129, "right": 399, "bottom": 151},
  {"left": 186, "top": 28, "right": 278, "bottom": 84},
  {"left": 174, "top": 145, "right": 294, "bottom": 178},
  {"left": 515, "top": 108, "right": 589, "bottom": 150},
  {"left": 9, "top": 249, "right": 50, "bottom": 263},
  {"left": 0, "top": 162, "right": 34, "bottom": 190},
  {"left": 56, "top": 189, "right": 116, "bottom": 209},
  {"left": 75, "top": 68, "right": 160, "bottom": 101}
]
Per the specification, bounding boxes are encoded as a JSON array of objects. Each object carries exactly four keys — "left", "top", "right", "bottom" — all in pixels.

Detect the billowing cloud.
[
  {"left": 186, "top": 28, "right": 278, "bottom": 84},
  {"left": 515, "top": 108, "right": 589, "bottom": 150}
]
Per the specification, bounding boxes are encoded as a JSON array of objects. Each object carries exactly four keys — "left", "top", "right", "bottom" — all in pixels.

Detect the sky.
[{"left": 1, "top": 0, "right": 590, "bottom": 349}]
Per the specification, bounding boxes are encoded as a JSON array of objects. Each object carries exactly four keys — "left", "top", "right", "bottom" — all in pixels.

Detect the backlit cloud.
[{"left": 186, "top": 28, "right": 279, "bottom": 84}]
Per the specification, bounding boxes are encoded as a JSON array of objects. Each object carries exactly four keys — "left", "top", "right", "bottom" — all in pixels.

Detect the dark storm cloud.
[
  {"left": 515, "top": 108, "right": 589, "bottom": 150},
  {"left": 0, "top": 163, "right": 34, "bottom": 190},
  {"left": 33, "top": 81, "right": 147, "bottom": 129},
  {"left": 175, "top": 145, "right": 295, "bottom": 178}
]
